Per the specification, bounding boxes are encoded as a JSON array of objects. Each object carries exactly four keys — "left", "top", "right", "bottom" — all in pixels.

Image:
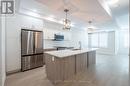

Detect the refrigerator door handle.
[
  {"left": 27, "top": 32, "right": 30, "bottom": 54},
  {"left": 33, "top": 32, "right": 35, "bottom": 54}
]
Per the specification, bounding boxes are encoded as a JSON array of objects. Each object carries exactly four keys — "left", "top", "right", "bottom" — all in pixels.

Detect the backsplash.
[{"left": 44, "top": 39, "right": 72, "bottom": 49}]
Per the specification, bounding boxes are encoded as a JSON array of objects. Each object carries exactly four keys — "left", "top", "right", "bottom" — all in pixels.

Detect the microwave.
[{"left": 54, "top": 34, "right": 64, "bottom": 41}]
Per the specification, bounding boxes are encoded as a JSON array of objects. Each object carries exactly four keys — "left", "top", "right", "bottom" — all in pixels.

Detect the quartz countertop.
[{"left": 44, "top": 48, "right": 98, "bottom": 58}]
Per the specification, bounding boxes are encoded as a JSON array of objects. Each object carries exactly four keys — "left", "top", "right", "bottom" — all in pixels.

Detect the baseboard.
[{"left": 6, "top": 69, "right": 21, "bottom": 76}]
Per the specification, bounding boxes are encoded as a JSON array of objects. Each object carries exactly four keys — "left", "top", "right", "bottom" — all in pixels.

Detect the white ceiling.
[
  {"left": 107, "top": 0, "right": 129, "bottom": 29},
  {"left": 108, "top": 0, "right": 129, "bottom": 16},
  {"left": 36, "top": 0, "right": 111, "bottom": 21},
  {"left": 18, "top": 0, "right": 129, "bottom": 30}
]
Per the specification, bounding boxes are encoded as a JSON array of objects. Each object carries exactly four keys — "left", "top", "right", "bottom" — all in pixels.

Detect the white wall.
[
  {"left": 0, "top": 15, "right": 2, "bottom": 86},
  {"left": 43, "top": 20, "right": 72, "bottom": 49},
  {"left": 5, "top": 13, "right": 88, "bottom": 72},
  {"left": 6, "top": 13, "right": 44, "bottom": 72},
  {"left": 88, "top": 30, "right": 129, "bottom": 55},
  {"left": 88, "top": 31, "right": 118, "bottom": 55},
  {"left": 43, "top": 20, "right": 88, "bottom": 49},
  {"left": 0, "top": 16, "right": 2, "bottom": 86},
  {"left": 0, "top": 16, "right": 6, "bottom": 86},
  {"left": 117, "top": 30, "right": 129, "bottom": 55},
  {"left": 97, "top": 31, "right": 118, "bottom": 55},
  {"left": 70, "top": 29, "right": 88, "bottom": 49}
]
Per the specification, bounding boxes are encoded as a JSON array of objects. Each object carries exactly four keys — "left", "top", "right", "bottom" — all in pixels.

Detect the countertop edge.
[{"left": 44, "top": 48, "right": 98, "bottom": 58}]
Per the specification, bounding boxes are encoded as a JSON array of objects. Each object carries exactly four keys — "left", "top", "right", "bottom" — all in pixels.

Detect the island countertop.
[{"left": 44, "top": 48, "right": 98, "bottom": 58}]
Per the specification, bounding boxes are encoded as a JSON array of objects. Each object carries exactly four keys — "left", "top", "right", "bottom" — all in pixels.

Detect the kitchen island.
[{"left": 44, "top": 48, "right": 98, "bottom": 84}]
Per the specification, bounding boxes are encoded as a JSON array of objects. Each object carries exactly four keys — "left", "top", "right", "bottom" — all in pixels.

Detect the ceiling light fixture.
[
  {"left": 88, "top": 21, "right": 97, "bottom": 31},
  {"left": 88, "top": 21, "right": 94, "bottom": 29},
  {"left": 63, "top": 9, "right": 71, "bottom": 30}
]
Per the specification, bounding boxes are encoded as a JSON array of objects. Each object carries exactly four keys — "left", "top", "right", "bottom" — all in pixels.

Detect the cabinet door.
[
  {"left": 62, "top": 56, "right": 75, "bottom": 80},
  {"left": 87, "top": 51, "right": 96, "bottom": 67},
  {"left": 76, "top": 53, "right": 87, "bottom": 74},
  {"left": 45, "top": 54, "right": 75, "bottom": 83},
  {"left": 45, "top": 54, "right": 64, "bottom": 83}
]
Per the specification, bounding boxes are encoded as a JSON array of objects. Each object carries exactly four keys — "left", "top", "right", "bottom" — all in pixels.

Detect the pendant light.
[
  {"left": 63, "top": 9, "right": 71, "bottom": 30},
  {"left": 88, "top": 20, "right": 97, "bottom": 32},
  {"left": 88, "top": 21, "right": 95, "bottom": 29}
]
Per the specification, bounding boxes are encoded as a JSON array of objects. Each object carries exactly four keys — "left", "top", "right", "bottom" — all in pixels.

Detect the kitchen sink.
[{"left": 72, "top": 49, "right": 81, "bottom": 51}]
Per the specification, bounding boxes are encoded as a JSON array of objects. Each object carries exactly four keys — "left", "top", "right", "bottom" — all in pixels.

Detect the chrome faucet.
[{"left": 79, "top": 41, "right": 82, "bottom": 49}]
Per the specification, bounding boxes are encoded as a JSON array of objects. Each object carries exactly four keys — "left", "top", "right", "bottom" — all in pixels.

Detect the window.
[
  {"left": 99, "top": 32, "right": 108, "bottom": 48},
  {"left": 124, "top": 31, "right": 129, "bottom": 48},
  {"left": 91, "top": 33, "right": 98, "bottom": 47},
  {"left": 89, "top": 32, "right": 108, "bottom": 48}
]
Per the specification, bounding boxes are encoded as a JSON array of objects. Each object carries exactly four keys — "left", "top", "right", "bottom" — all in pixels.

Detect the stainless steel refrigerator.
[{"left": 21, "top": 29, "right": 44, "bottom": 71}]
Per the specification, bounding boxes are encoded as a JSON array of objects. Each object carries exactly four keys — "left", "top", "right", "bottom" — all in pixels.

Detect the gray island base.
[{"left": 44, "top": 48, "right": 97, "bottom": 84}]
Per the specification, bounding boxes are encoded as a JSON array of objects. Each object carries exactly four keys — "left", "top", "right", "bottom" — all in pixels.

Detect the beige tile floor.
[{"left": 5, "top": 54, "right": 129, "bottom": 86}]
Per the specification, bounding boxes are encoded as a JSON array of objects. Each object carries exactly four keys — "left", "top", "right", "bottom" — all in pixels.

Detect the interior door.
[
  {"left": 21, "top": 30, "right": 34, "bottom": 55},
  {"left": 34, "top": 31, "right": 43, "bottom": 54}
]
